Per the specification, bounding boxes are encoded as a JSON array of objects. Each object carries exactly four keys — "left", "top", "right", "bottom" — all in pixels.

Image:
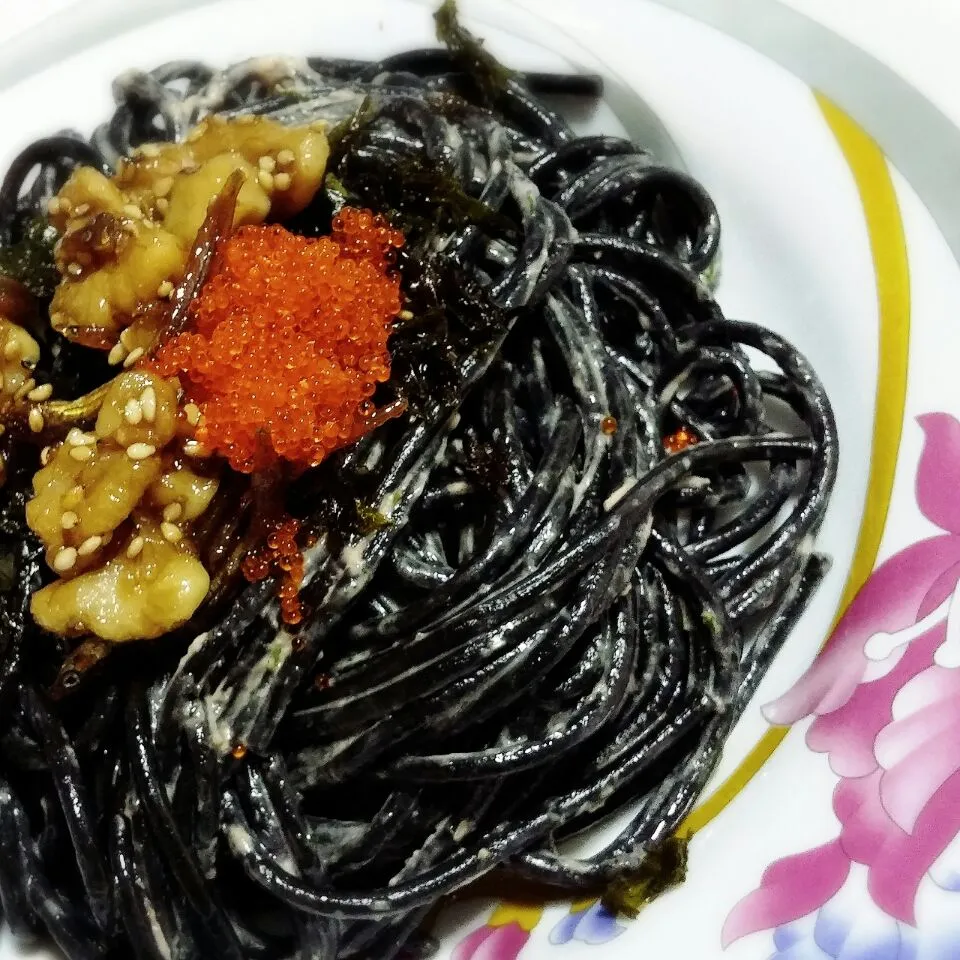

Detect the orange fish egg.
[
  {"left": 149, "top": 208, "right": 405, "bottom": 473},
  {"left": 663, "top": 426, "right": 699, "bottom": 455}
]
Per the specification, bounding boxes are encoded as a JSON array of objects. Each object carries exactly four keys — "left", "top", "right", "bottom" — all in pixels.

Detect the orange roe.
[
  {"left": 663, "top": 426, "right": 699, "bottom": 455},
  {"left": 242, "top": 516, "right": 306, "bottom": 625},
  {"left": 150, "top": 208, "right": 406, "bottom": 473},
  {"left": 600, "top": 415, "right": 618, "bottom": 436}
]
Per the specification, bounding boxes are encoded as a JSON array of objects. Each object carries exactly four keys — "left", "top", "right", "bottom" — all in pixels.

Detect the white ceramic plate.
[{"left": 1, "top": 1, "right": 956, "bottom": 958}]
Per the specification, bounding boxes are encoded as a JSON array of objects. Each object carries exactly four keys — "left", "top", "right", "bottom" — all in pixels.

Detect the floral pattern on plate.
[
  {"left": 725, "top": 413, "right": 960, "bottom": 958},
  {"left": 451, "top": 899, "right": 625, "bottom": 957}
]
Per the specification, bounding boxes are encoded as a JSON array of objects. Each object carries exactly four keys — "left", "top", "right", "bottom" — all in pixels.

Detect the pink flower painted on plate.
[
  {"left": 724, "top": 414, "right": 960, "bottom": 952},
  {"left": 451, "top": 904, "right": 540, "bottom": 960},
  {"left": 452, "top": 923, "right": 530, "bottom": 960}
]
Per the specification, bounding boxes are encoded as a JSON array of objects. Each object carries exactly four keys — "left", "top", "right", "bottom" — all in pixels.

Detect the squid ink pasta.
[{"left": 0, "top": 6, "right": 836, "bottom": 959}]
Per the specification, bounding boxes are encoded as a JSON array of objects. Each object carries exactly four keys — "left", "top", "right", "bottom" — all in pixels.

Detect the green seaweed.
[
  {"left": 327, "top": 96, "right": 376, "bottom": 166},
  {"left": 434, "top": 0, "right": 515, "bottom": 104},
  {"left": 355, "top": 501, "right": 393, "bottom": 535},
  {"left": 339, "top": 149, "right": 513, "bottom": 247},
  {"left": 0, "top": 217, "right": 59, "bottom": 300},
  {"left": 701, "top": 607, "right": 721, "bottom": 638},
  {"left": 0, "top": 548, "right": 13, "bottom": 593},
  {"left": 602, "top": 833, "right": 690, "bottom": 918}
]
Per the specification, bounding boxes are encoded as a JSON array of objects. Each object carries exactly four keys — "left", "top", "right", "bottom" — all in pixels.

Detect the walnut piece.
[
  {"left": 30, "top": 520, "right": 210, "bottom": 642},
  {"left": 48, "top": 116, "right": 329, "bottom": 344},
  {"left": 26, "top": 369, "right": 220, "bottom": 642}
]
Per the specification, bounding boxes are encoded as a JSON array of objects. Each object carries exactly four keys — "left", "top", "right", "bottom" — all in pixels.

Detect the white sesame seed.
[
  {"left": 77, "top": 535, "right": 102, "bottom": 557},
  {"left": 184, "top": 403, "right": 201, "bottom": 427},
  {"left": 122, "top": 203, "right": 143, "bottom": 221},
  {"left": 27, "top": 383, "right": 53, "bottom": 402},
  {"left": 161, "top": 521, "right": 182, "bottom": 543},
  {"left": 67, "top": 428, "right": 96, "bottom": 447},
  {"left": 101, "top": 530, "right": 112, "bottom": 546},
  {"left": 157, "top": 280, "right": 174, "bottom": 299},
  {"left": 183, "top": 440, "right": 210, "bottom": 458},
  {"left": 273, "top": 172, "right": 291, "bottom": 191},
  {"left": 123, "top": 347, "right": 145, "bottom": 368},
  {"left": 74, "top": 203, "right": 90, "bottom": 217},
  {"left": 140, "top": 143, "right": 161, "bottom": 158},
  {"left": 276, "top": 149, "right": 295, "bottom": 167},
  {"left": 119, "top": 327, "right": 137, "bottom": 349},
  {"left": 399, "top": 309, "right": 414, "bottom": 321},
  {"left": 28, "top": 407, "right": 44, "bottom": 433},
  {"left": 3, "top": 339, "right": 19, "bottom": 361},
  {"left": 66, "top": 262, "right": 82, "bottom": 277},
  {"left": 60, "top": 511, "right": 78, "bottom": 530},
  {"left": 15, "top": 378, "right": 36, "bottom": 400},
  {"left": 53, "top": 547, "right": 78, "bottom": 573},
  {"left": 107, "top": 343, "right": 127, "bottom": 366},
  {"left": 258, "top": 155, "right": 276, "bottom": 173},
  {"left": 140, "top": 387, "right": 157, "bottom": 422},
  {"left": 163, "top": 502, "right": 183, "bottom": 523},
  {"left": 257, "top": 170, "right": 274, "bottom": 192},
  {"left": 47, "top": 197, "right": 62, "bottom": 216},
  {"left": 126, "top": 536, "right": 145, "bottom": 559},
  {"left": 126, "top": 442, "right": 155, "bottom": 460},
  {"left": 156, "top": 197, "right": 170, "bottom": 215},
  {"left": 181, "top": 159, "right": 199, "bottom": 174},
  {"left": 124, "top": 398, "right": 143, "bottom": 425},
  {"left": 39, "top": 445, "right": 52, "bottom": 465},
  {"left": 69, "top": 446, "right": 93, "bottom": 462}
]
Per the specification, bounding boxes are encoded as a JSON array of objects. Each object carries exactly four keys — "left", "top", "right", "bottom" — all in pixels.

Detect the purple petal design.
[
  {"left": 726, "top": 414, "right": 960, "bottom": 954},
  {"left": 548, "top": 911, "right": 580, "bottom": 947},
  {"left": 547, "top": 901, "right": 625, "bottom": 947}
]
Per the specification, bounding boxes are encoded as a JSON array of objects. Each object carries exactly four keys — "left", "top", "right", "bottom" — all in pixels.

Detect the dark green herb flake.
[
  {"left": 602, "top": 832, "right": 690, "bottom": 918},
  {"left": 435, "top": 0, "right": 515, "bottom": 103},
  {"left": 355, "top": 501, "right": 392, "bottom": 535},
  {"left": 0, "top": 218, "right": 59, "bottom": 300}
]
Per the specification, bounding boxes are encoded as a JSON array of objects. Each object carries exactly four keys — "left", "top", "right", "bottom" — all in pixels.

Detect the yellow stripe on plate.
[{"left": 681, "top": 92, "right": 911, "bottom": 837}]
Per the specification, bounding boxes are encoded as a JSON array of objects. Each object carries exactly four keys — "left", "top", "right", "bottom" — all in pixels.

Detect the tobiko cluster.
[{"left": 150, "top": 207, "right": 406, "bottom": 473}]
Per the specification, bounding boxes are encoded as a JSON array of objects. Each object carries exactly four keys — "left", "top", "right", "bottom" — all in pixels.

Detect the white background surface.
[{"left": 3, "top": 0, "right": 960, "bottom": 125}]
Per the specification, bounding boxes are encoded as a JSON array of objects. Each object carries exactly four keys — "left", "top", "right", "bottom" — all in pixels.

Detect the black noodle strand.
[{"left": 0, "top": 40, "right": 837, "bottom": 960}]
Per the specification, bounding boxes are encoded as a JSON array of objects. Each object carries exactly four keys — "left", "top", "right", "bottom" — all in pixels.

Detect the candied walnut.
[
  {"left": 148, "top": 462, "right": 218, "bottom": 521},
  {"left": 0, "top": 317, "right": 40, "bottom": 413},
  {"left": 54, "top": 211, "right": 133, "bottom": 275},
  {"left": 162, "top": 153, "right": 269, "bottom": 247},
  {"left": 24, "top": 370, "right": 220, "bottom": 641},
  {"left": 47, "top": 116, "right": 329, "bottom": 345},
  {"left": 30, "top": 520, "right": 210, "bottom": 642},
  {"left": 26, "top": 442, "right": 161, "bottom": 570},
  {"left": 95, "top": 368, "right": 179, "bottom": 449},
  {"left": 51, "top": 210, "right": 185, "bottom": 336}
]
